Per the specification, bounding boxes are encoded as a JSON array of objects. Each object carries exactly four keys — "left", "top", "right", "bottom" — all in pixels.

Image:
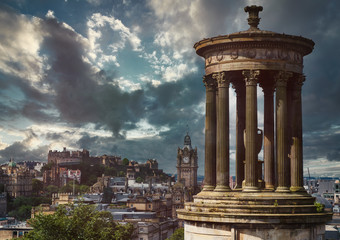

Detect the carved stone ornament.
[
  {"left": 242, "top": 70, "right": 260, "bottom": 86},
  {"left": 278, "top": 49, "right": 289, "bottom": 60},
  {"left": 294, "top": 52, "right": 302, "bottom": 63},
  {"left": 217, "top": 51, "right": 224, "bottom": 61},
  {"left": 207, "top": 55, "right": 212, "bottom": 64},
  {"left": 246, "top": 49, "right": 256, "bottom": 59},
  {"left": 265, "top": 49, "right": 273, "bottom": 58},
  {"left": 230, "top": 49, "right": 238, "bottom": 60},
  {"left": 203, "top": 75, "right": 216, "bottom": 89},
  {"left": 212, "top": 72, "right": 230, "bottom": 88},
  {"left": 275, "top": 71, "right": 293, "bottom": 87}
]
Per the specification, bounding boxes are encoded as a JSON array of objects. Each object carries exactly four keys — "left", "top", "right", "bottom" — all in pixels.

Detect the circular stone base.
[{"left": 177, "top": 191, "right": 332, "bottom": 228}]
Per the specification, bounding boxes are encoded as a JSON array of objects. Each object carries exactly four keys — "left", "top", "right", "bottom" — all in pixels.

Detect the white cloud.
[
  {"left": 162, "top": 63, "right": 197, "bottom": 82},
  {"left": 0, "top": 11, "right": 45, "bottom": 89},
  {"left": 86, "top": 13, "right": 143, "bottom": 70},
  {"left": 125, "top": 118, "right": 170, "bottom": 139},
  {"left": 115, "top": 77, "right": 142, "bottom": 92},
  {"left": 45, "top": 10, "right": 55, "bottom": 19}
]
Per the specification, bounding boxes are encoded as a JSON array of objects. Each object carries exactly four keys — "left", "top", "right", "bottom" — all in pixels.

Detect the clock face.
[{"left": 183, "top": 156, "right": 189, "bottom": 163}]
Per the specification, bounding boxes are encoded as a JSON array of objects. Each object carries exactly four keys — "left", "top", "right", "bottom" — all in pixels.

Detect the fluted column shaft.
[
  {"left": 214, "top": 72, "right": 231, "bottom": 192},
  {"left": 203, "top": 75, "right": 217, "bottom": 191},
  {"left": 233, "top": 81, "right": 246, "bottom": 189},
  {"left": 290, "top": 75, "right": 305, "bottom": 192},
  {"left": 262, "top": 83, "right": 275, "bottom": 190},
  {"left": 275, "top": 71, "right": 292, "bottom": 192},
  {"left": 243, "top": 70, "right": 260, "bottom": 192}
]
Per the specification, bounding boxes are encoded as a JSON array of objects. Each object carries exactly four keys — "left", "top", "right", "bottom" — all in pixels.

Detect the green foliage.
[
  {"left": 314, "top": 201, "right": 324, "bottom": 212},
  {"left": 8, "top": 196, "right": 51, "bottom": 221},
  {"left": 59, "top": 182, "right": 90, "bottom": 194},
  {"left": 41, "top": 162, "right": 55, "bottom": 172},
  {"left": 104, "top": 166, "right": 117, "bottom": 176},
  {"left": 167, "top": 228, "right": 184, "bottom": 240},
  {"left": 135, "top": 176, "right": 143, "bottom": 183},
  {"left": 45, "top": 185, "right": 59, "bottom": 196},
  {"left": 32, "top": 179, "right": 44, "bottom": 195},
  {"left": 122, "top": 158, "right": 129, "bottom": 166},
  {"left": 78, "top": 162, "right": 105, "bottom": 186},
  {"left": 118, "top": 171, "right": 125, "bottom": 177},
  {"left": 24, "top": 204, "right": 134, "bottom": 240},
  {"left": 274, "top": 200, "right": 278, "bottom": 207}
]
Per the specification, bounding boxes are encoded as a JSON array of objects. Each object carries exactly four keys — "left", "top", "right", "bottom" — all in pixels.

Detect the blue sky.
[{"left": 0, "top": 0, "right": 340, "bottom": 178}]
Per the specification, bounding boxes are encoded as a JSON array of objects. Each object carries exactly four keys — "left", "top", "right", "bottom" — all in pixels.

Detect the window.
[{"left": 139, "top": 227, "right": 144, "bottom": 232}]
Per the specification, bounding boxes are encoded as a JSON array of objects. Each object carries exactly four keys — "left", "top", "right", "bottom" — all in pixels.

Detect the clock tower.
[{"left": 176, "top": 132, "right": 198, "bottom": 188}]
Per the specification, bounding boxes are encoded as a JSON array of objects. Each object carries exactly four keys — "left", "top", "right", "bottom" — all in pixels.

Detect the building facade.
[
  {"left": 0, "top": 160, "right": 32, "bottom": 198},
  {"left": 176, "top": 133, "right": 198, "bottom": 189}
]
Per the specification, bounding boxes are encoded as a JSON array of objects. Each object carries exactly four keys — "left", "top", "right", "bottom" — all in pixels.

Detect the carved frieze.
[
  {"left": 204, "top": 47, "right": 303, "bottom": 67},
  {"left": 216, "top": 51, "right": 224, "bottom": 61}
]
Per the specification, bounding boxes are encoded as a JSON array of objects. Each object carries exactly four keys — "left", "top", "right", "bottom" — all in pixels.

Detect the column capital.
[
  {"left": 242, "top": 70, "right": 260, "bottom": 86},
  {"left": 203, "top": 75, "right": 217, "bottom": 90},
  {"left": 260, "top": 82, "right": 275, "bottom": 96},
  {"left": 292, "top": 74, "right": 305, "bottom": 90},
  {"left": 275, "top": 71, "right": 293, "bottom": 87},
  {"left": 212, "top": 72, "right": 230, "bottom": 88}
]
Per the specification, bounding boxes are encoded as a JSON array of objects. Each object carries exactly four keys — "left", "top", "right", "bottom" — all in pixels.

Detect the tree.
[
  {"left": 45, "top": 185, "right": 59, "bottom": 196},
  {"left": 24, "top": 204, "right": 134, "bottom": 240},
  {"left": 8, "top": 196, "right": 50, "bottom": 221},
  {"left": 32, "top": 179, "right": 44, "bottom": 195},
  {"left": 167, "top": 228, "right": 184, "bottom": 240},
  {"left": 118, "top": 171, "right": 125, "bottom": 177},
  {"left": 135, "top": 177, "right": 143, "bottom": 183},
  {"left": 41, "top": 162, "right": 55, "bottom": 172},
  {"left": 122, "top": 158, "right": 129, "bottom": 165}
]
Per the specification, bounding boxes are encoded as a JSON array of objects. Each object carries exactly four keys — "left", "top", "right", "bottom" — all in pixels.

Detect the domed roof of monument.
[{"left": 194, "top": 5, "right": 314, "bottom": 57}]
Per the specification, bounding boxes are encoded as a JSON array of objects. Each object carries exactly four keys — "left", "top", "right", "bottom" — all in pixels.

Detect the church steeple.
[{"left": 184, "top": 132, "right": 192, "bottom": 149}]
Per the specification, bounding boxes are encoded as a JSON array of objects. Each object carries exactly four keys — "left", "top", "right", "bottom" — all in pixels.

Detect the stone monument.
[{"left": 177, "top": 5, "right": 331, "bottom": 240}]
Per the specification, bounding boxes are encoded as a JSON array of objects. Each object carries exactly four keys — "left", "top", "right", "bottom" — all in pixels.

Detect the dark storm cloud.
[
  {"left": 45, "top": 131, "right": 75, "bottom": 141},
  {"left": 304, "top": 132, "right": 340, "bottom": 161},
  {"left": 144, "top": 71, "right": 204, "bottom": 127},
  {"left": 39, "top": 16, "right": 146, "bottom": 137},
  {"left": 0, "top": 142, "right": 49, "bottom": 162}
]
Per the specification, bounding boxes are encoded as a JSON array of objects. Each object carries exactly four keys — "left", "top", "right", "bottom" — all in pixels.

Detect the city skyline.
[{"left": 0, "top": 0, "right": 340, "bottom": 177}]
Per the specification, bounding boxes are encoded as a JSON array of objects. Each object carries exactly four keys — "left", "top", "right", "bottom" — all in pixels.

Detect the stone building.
[
  {"left": 0, "top": 159, "right": 32, "bottom": 198},
  {"left": 176, "top": 133, "right": 198, "bottom": 189},
  {"left": 48, "top": 147, "right": 89, "bottom": 166},
  {"left": 172, "top": 133, "right": 199, "bottom": 220},
  {"left": 177, "top": 5, "right": 331, "bottom": 239},
  {"left": 127, "top": 194, "right": 172, "bottom": 219}
]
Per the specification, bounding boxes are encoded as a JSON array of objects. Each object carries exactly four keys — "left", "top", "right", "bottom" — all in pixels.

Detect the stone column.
[
  {"left": 261, "top": 82, "right": 275, "bottom": 190},
  {"left": 232, "top": 80, "right": 246, "bottom": 189},
  {"left": 213, "top": 72, "right": 231, "bottom": 192},
  {"left": 290, "top": 75, "right": 305, "bottom": 192},
  {"left": 202, "top": 75, "right": 217, "bottom": 191},
  {"left": 242, "top": 70, "right": 260, "bottom": 192},
  {"left": 275, "top": 71, "right": 292, "bottom": 193}
]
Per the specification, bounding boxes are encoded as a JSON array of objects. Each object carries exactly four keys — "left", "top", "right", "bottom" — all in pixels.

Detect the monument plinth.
[{"left": 177, "top": 5, "right": 331, "bottom": 240}]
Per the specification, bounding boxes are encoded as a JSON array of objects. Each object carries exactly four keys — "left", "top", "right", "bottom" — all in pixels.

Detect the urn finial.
[{"left": 244, "top": 5, "right": 263, "bottom": 30}]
